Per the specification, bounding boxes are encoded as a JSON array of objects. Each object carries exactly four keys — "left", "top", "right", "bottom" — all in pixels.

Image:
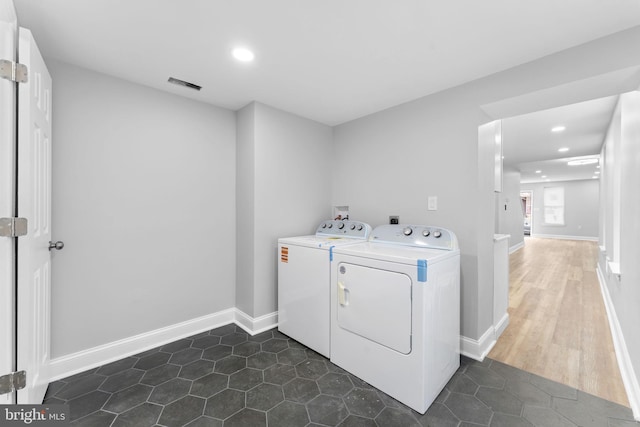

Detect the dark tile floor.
[{"left": 43, "top": 325, "right": 639, "bottom": 427}]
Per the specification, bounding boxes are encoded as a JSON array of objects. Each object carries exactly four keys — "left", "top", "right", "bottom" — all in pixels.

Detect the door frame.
[
  {"left": 520, "top": 190, "right": 533, "bottom": 236},
  {"left": 0, "top": 0, "right": 18, "bottom": 405}
]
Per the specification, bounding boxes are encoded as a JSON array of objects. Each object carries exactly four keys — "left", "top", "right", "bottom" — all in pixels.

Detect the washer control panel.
[
  {"left": 370, "top": 224, "right": 458, "bottom": 250},
  {"left": 316, "top": 220, "right": 372, "bottom": 239}
]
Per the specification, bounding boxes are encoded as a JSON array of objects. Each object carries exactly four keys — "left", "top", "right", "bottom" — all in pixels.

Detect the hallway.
[{"left": 488, "top": 238, "right": 629, "bottom": 407}]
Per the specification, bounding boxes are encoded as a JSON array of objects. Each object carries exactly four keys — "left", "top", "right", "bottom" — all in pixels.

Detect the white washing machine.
[
  {"left": 330, "top": 224, "right": 460, "bottom": 414},
  {"left": 277, "top": 220, "right": 371, "bottom": 358}
]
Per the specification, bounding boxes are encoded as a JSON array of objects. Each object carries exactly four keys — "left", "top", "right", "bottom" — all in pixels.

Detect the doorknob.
[{"left": 49, "top": 241, "right": 64, "bottom": 251}]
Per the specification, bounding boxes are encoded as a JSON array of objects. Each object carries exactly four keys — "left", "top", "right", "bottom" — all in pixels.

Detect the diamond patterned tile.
[
  {"left": 56, "top": 374, "right": 106, "bottom": 400},
  {"left": 261, "top": 338, "right": 289, "bottom": 353},
  {"left": 95, "top": 357, "right": 137, "bottom": 376},
  {"left": 179, "top": 359, "right": 215, "bottom": 380},
  {"left": 267, "top": 400, "right": 309, "bottom": 426},
  {"left": 98, "top": 368, "right": 144, "bottom": 393},
  {"left": 190, "top": 373, "right": 228, "bottom": 398},
  {"left": 229, "top": 368, "right": 263, "bottom": 391},
  {"left": 204, "top": 388, "right": 245, "bottom": 419},
  {"left": 307, "top": 394, "right": 349, "bottom": 426},
  {"left": 157, "top": 395, "right": 206, "bottom": 426},
  {"left": 102, "top": 383, "right": 152, "bottom": 413},
  {"left": 343, "top": 388, "right": 384, "bottom": 418},
  {"left": 246, "top": 383, "right": 284, "bottom": 411},
  {"left": 134, "top": 351, "right": 171, "bottom": 370},
  {"left": 202, "top": 345, "right": 232, "bottom": 362},
  {"left": 317, "top": 372, "right": 354, "bottom": 397},
  {"left": 192, "top": 335, "right": 221, "bottom": 350},
  {"left": 140, "top": 363, "right": 181, "bottom": 386},
  {"left": 149, "top": 377, "right": 192, "bottom": 404},
  {"left": 41, "top": 326, "right": 639, "bottom": 427},
  {"left": 214, "top": 355, "right": 246, "bottom": 374}
]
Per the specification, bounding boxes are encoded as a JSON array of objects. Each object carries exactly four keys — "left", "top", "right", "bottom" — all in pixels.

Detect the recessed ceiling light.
[
  {"left": 595, "top": 171, "right": 600, "bottom": 174},
  {"left": 558, "top": 147, "right": 569, "bottom": 152},
  {"left": 232, "top": 47, "right": 255, "bottom": 62},
  {"left": 551, "top": 126, "right": 566, "bottom": 133},
  {"left": 567, "top": 158, "right": 598, "bottom": 166},
  {"left": 592, "top": 176, "right": 598, "bottom": 179},
  {"left": 596, "top": 165, "right": 601, "bottom": 168},
  {"left": 541, "top": 175, "right": 547, "bottom": 178},
  {"left": 535, "top": 170, "right": 541, "bottom": 174}
]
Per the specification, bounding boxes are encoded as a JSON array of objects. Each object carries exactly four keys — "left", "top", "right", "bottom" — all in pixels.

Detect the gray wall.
[
  {"left": 600, "top": 91, "right": 640, "bottom": 403},
  {"left": 236, "top": 103, "right": 256, "bottom": 318},
  {"left": 45, "top": 24, "right": 640, "bottom": 382},
  {"left": 520, "top": 179, "right": 599, "bottom": 239},
  {"left": 331, "top": 26, "right": 640, "bottom": 342},
  {"left": 236, "top": 102, "right": 333, "bottom": 318},
  {"left": 49, "top": 60, "right": 237, "bottom": 357},
  {"left": 496, "top": 170, "right": 525, "bottom": 249}
]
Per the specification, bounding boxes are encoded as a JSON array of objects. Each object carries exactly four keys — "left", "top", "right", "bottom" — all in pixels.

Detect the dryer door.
[{"left": 336, "top": 263, "right": 412, "bottom": 354}]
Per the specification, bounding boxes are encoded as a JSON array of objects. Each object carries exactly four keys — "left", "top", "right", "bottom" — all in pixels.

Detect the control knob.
[
  {"left": 422, "top": 230, "right": 430, "bottom": 237},
  {"left": 327, "top": 223, "right": 333, "bottom": 228},
  {"left": 433, "top": 230, "right": 442, "bottom": 238},
  {"left": 357, "top": 224, "right": 363, "bottom": 231},
  {"left": 350, "top": 224, "right": 356, "bottom": 230},
  {"left": 403, "top": 227, "right": 413, "bottom": 236},
  {"left": 338, "top": 222, "right": 345, "bottom": 229}
]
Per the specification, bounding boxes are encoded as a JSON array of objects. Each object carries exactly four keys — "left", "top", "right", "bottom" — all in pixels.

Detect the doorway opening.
[
  {"left": 520, "top": 191, "right": 532, "bottom": 236},
  {"left": 482, "top": 91, "right": 630, "bottom": 407}
]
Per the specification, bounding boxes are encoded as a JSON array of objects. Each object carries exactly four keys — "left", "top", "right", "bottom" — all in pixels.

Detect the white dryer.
[
  {"left": 330, "top": 224, "right": 460, "bottom": 414},
  {"left": 278, "top": 220, "right": 371, "bottom": 358}
]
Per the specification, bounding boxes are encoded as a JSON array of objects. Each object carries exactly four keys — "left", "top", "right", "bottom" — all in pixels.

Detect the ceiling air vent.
[{"left": 167, "top": 77, "right": 201, "bottom": 91}]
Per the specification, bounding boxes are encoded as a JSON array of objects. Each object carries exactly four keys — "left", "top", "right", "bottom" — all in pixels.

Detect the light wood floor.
[{"left": 488, "top": 237, "right": 630, "bottom": 407}]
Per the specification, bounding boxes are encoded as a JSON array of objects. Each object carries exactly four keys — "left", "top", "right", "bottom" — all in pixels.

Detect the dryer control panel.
[
  {"left": 315, "top": 220, "right": 372, "bottom": 239},
  {"left": 369, "top": 224, "right": 458, "bottom": 250}
]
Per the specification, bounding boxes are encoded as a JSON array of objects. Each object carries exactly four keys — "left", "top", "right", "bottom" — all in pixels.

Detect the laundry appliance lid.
[
  {"left": 278, "top": 235, "right": 369, "bottom": 249},
  {"left": 331, "top": 241, "right": 459, "bottom": 265}
]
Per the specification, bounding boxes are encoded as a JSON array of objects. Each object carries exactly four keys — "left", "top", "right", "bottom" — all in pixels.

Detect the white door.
[
  {"left": 16, "top": 27, "right": 52, "bottom": 404},
  {"left": 336, "top": 262, "right": 412, "bottom": 354},
  {"left": 0, "top": 0, "right": 17, "bottom": 406}
]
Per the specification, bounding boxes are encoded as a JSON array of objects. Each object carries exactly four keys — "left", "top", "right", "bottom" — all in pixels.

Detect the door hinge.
[
  {"left": 0, "top": 371, "right": 26, "bottom": 395},
  {"left": 0, "top": 59, "right": 28, "bottom": 83},
  {"left": 0, "top": 217, "right": 28, "bottom": 237}
]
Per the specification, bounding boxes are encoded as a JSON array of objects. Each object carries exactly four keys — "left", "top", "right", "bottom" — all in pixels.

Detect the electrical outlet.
[{"left": 389, "top": 216, "right": 399, "bottom": 224}]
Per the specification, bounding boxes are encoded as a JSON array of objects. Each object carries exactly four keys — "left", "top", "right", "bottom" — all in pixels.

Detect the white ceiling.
[
  {"left": 12, "top": 0, "right": 640, "bottom": 183},
  {"left": 14, "top": 0, "right": 640, "bottom": 126},
  {"left": 503, "top": 96, "right": 618, "bottom": 184}
]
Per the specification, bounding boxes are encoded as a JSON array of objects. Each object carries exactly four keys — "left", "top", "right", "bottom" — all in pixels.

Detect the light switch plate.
[{"left": 428, "top": 196, "right": 437, "bottom": 211}]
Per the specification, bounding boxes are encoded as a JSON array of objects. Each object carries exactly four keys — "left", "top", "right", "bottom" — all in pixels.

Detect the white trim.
[
  {"left": 596, "top": 265, "right": 640, "bottom": 421},
  {"left": 530, "top": 233, "right": 598, "bottom": 241},
  {"left": 509, "top": 241, "right": 524, "bottom": 254},
  {"left": 460, "top": 326, "right": 496, "bottom": 361},
  {"left": 234, "top": 308, "right": 279, "bottom": 336},
  {"left": 494, "top": 313, "right": 509, "bottom": 339},
  {"left": 48, "top": 308, "right": 279, "bottom": 382}
]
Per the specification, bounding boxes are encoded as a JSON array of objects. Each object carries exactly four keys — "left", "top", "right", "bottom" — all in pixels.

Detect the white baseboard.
[
  {"left": 234, "top": 309, "right": 279, "bottom": 336},
  {"left": 509, "top": 241, "right": 524, "bottom": 254},
  {"left": 530, "top": 233, "right": 598, "bottom": 241},
  {"left": 596, "top": 265, "right": 640, "bottom": 421},
  {"left": 494, "top": 313, "right": 509, "bottom": 339},
  {"left": 49, "top": 308, "right": 279, "bottom": 382},
  {"left": 460, "top": 326, "right": 496, "bottom": 361}
]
